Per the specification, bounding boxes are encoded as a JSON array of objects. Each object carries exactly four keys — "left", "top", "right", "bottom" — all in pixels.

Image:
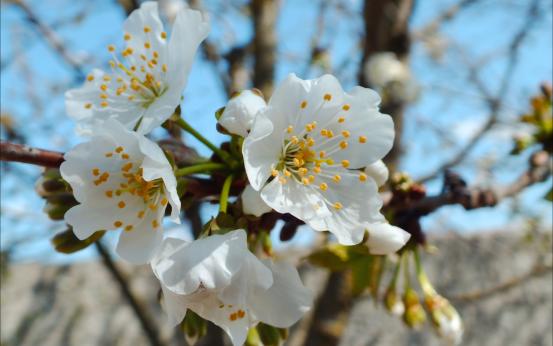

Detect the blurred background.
[{"left": 1, "top": 0, "right": 552, "bottom": 345}]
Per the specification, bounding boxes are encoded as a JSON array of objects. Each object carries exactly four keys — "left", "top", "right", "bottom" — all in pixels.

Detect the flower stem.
[
  {"left": 413, "top": 247, "right": 436, "bottom": 296},
  {"left": 174, "top": 162, "right": 227, "bottom": 177},
  {"left": 219, "top": 174, "right": 234, "bottom": 213},
  {"left": 175, "top": 118, "right": 233, "bottom": 165}
]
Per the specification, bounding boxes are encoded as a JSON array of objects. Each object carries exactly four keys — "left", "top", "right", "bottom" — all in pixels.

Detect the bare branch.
[{"left": 1, "top": 142, "right": 64, "bottom": 168}]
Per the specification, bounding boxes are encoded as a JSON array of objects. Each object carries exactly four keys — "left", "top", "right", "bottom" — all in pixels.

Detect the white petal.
[
  {"left": 167, "top": 6, "right": 209, "bottom": 93},
  {"left": 365, "top": 222, "right": 410, "bottom": 255},
  {"left": 364, "top": 160, "right": 389, "bottom": 187},
  {"left": 186, "top": 295, "right": 251, "bottom": 346},
  {"left": 249, "top": 260, "right": 312, "bottom": 328},
  {"left": 151, "top": 230, "right": 249, "bottom": 295},
  {"left": 241, "top": 184, "right": 272, "bottom": 217},
  {"left": 160, "top": 283, "right": 189, "bottom": 326},
  {"left": 115, "top": 207, "right": 165, "bottom": 264},
  {"left": 219, "top": 90, "right": 267, "bottom": 137},
  {"left": 242, "top": 111, "right": 280, "bottom": 190},
  {"left": 137, "top": 134, "right": 181, "bottom": 222}
]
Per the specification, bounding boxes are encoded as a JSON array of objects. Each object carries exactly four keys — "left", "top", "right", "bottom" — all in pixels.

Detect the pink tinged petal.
[
  {"left": 151, "top": 230, "right": 249, "bottom": 295},
  {"left": 167, "top": 6, "right": 209, "bottom": 94},
  {"left": 160, "top": 284, "right": 189, "bottom": 326},
  {"left": 241, "top": 184, "right": 272, "bottom": 217},
  {"left": 219, "top": 90, "right": 267, "bottom": 137},
  {"left": 365, "top": 222, "right": 410, "bottom": 255},
  {"left": 249, "top": 260, "right": 313, "bottom": 328},
  {"left": 242, "top": 112, "right": 280, "bottom": 190}
]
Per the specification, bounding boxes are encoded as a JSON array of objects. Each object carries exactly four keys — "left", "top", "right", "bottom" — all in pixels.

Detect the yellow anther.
[
  {"left": 320, "top": 129, "right": 328, "bottom": 136},
  {"left": 319, "top": 151, "right": 326, "bottom": 158},
  {"left": 162, "top": 64, "right": 167, "bottom": 73},
  {"left": 100, "top": 93, "right": 108, "bottom": 99},
  {"left": 105, "top": 152, "right": 113, "bottom": 157},
  {"left": 107, "top": 44, "right": 116, "bottom": 52},
  {"left": 302, "top": 177, "right": 310, "bottom": 185},
  {"left": 307, "top": 137, "right": 316, "bottom": 146},
  {"left": 298, "top": 167, "right": 308, "bottom": 175},
  {"left": 84, "top": 103, "right": 92, "bottom": 109},
  {"left": 359, "top": 136, "right": 367, "bottom": 143},
  {"left": 144, "top": 42, "right": 151, "bottom": 49},
  {"left": 128, "top": 95, "right": 135, "bottom": 101},
  {"left": 118, "top": 201, "right": 126, "bottom": 208},
  {"left": 309, "top": 175, "right": 315, "bottom": 183},
  {"left": 342, "top": 130, "right": 350, "bottom": 138},
  {"left": 114, "top": 221, "right": 123, "bottom": 227},
  {"left": 87, "top": 74, "right": 94, "bottom": 82},
  {"left": 338, "top": 117, "right": 345, "bottom": 123},
  {"left": 324, "top": 93, "right": 332, "bottom": 101},
  {"left": 100, "top": 101, "right": 109, "bottom": 108},
  {"left": 140, "top": 54, "right": 147, "bottom": 61},
  {"left": 341, "top": 160, "right": 350, "bottom": 168},
  {"left": 160, "top": 31, "right": 167, "bottom": 39},
  {"left": 238, "top": 310, "right": 245, "bottom": 318},
  {"left": 342, "top": 104, "right": 350, "bottom": 111},
  {"left": 313, "top": 166, "right": 321, "bottom": 174},
  {"left": 121, "top": 162, "right": 133, "bottom": 172},
  {"left": 271, "top": 169, "right": 279, "bottom": 177},
  {"left": 319, "top": 183, "right": 328, "bottom": 191},
  {"left": 359, "top": 172, "right": 368, "bottom": 182},
  {"left": 153, "top": 51, "right": 159, "bottom": 58},
  {"left": 293, "top": 158, "right": 302, "bottom": 167},
  {"left": 333, "top": 202, "right": 343, "bottom": 210},
  {"left": 115, "top": 146, "right": 124, "bottom": 153},
  {"left": 279, "top": 177, "right": 287, "bottom": 184},
  {"left": 92, "top": 168, "right": 100, "bottom": 176},
  {"left": 152, "top": 220, "right": 159, "bottom": 228},
  {"left": 100, "top": 84, "right": 108, "bottom": 91},
  {"left": 283, "top": 169, "right": 292, "bottom": 177},
  {"left": 327, "top": 130, "right": 335, "bottom": 138},
  {"left": 143, "top": 26, "right": 151, "bottom": 33},
  {"left": 287, "top": 125, "right": 294, "bottom": 133},
  {"left": 124, "top": 225, "right": 133, "bottom": 232},
  {"left": 161, "top": 198, "right": 168, "bottom": 206},
  {"left": 137, "top": 210, "right": 145, "bottom": 219},
  {"left": 105, "top": 190, "right": 113, "bottom": 198},
  {"left": 340, "top": 141, "right": 348, "bottom": 149},
  {"left": 333, "top": 175, "right": 341, "bottom": 183},
  {"left": 124, "top": 33, "right": 131, "bottom": 41},
  {"left": 290, "top": 136, "right": 299, "bottom": 144},
  {"left": 326, "top": 158, "right": 335, "bottom": 165},
  {"left": 109, "top": 61, "right": 116, "bottom": 68},
  {"left": 300, "top": 100, "right": 308, "bottom": 109}
]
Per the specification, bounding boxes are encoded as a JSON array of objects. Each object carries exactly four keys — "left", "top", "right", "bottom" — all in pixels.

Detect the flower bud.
[
  {"left": 402, "top": 288, "right": 426, "bottom": 329},
  {"left": 218, "top": 90, "right": 267, "bottom": 137},
  {"left": 35, "top": 169, "right": 66, "bottom": 198},
  {"left": 180, "top": 310, "right": 207, "bottom": 346},
  {"left": 425, "top": 294, "right": 463, "bottom": 345},
  {"left": 51, "top": 229, "right": 105, "bottom": 254},
  {"left": 384, "top": 288, "right": 405, "bottom": 316}
]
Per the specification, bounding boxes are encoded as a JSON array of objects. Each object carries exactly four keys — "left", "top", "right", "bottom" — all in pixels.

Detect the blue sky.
[{"left": 1, "top": 0, "right": 551, "bottom": 262}]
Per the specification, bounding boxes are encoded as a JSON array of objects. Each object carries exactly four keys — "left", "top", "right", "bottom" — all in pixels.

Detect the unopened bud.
[
  {"left": 35, "top": 169, "right": 67, "bottom": 198},
  {"left": 259, "top": 230, "right": 273, "bottom": 256},
  {"left": 43, "top": 201, "right": 72, "bottom": 220},
  {"left": 384, "top": 289, "right": 405, "bottom": 316},
  {"left": 403, "top": 288, "right": 426, "bottom": 328},
  {"left": 180, "top": 310, "right": 207, "bottom": 346},
  {"left": 256, "top": 323, "right": 281, "bottom": 346},
  {"left": 425, "top": 294, "right": 463, "bottom": 345},
  {"left": 51, "top": 229, "right": 105, "bottom": 254}
]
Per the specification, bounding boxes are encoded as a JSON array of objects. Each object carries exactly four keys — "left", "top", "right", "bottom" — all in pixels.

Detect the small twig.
[
  {"left": 94, "top": 242, "right": 165, "bottom": 346},
  {"left": 450, "top": 262, "right": 553, "bottom": 302},
  {"left": 1, "top": 141, "right": 64, "bottom": 168}
]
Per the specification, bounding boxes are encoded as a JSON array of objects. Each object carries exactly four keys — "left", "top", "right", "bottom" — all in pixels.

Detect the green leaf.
[{"left": 51, "top": 229, "right": 105, "bottom": 254}]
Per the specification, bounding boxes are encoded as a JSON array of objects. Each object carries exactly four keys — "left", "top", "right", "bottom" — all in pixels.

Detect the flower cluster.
[{"left": 54, "top": 1, "right": 415, "bottom": 344}]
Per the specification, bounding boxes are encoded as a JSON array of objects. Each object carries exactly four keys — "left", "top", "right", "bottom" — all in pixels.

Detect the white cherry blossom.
[
  {"left": 365, "top": 222, "right": 410, "bottom": 255},
  {"left": 218, "top": 90, "right": 267, "bottom": 137},
  {"left": 151, "top": 230, "right": 312, "bottom": 346},
  {"left": 364, "top": 159, "right": 389, "bottom": 187},
  {"left": 364, "top": 52, "right": 410, "bottom": 89},
  {"left": 65, "top": 2, "right": 209, "bottom": 134},
  {"left": 243, "top": 73, "right": 396, "bottom": 245},
  {"left": 60, "top": 119, "right": 180, "bottom": 264}
]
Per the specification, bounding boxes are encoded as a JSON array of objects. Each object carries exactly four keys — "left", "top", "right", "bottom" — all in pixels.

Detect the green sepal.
[{"left": 51, "top": 229, "right": 105, "bottom": 254}]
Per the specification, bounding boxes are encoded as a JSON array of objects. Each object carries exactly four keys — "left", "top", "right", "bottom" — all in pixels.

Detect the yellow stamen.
[
  {"left": 341, "top": 160, "right": 350, "bottom": 168},
  {"left": 359, "top": 136, "right": 367, "bottom": 144}
]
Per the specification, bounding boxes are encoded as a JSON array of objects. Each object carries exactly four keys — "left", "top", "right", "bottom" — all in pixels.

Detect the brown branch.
[
  {"left": 95, "top": 241, "right": 165, "bottom": 346},
  {"left": 251, "top": 0, "right": 278, "bottom": 97},
  {"left": 1, "top": 142, "right": 64, "bottom": 168},
  {"left": 450, "top": 262, "right": 553, "bottom": 302}
]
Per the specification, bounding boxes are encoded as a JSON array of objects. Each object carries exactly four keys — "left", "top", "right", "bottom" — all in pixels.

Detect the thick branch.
[
  {"left": 95, "top": 242, "right": 165, "bottom": 346},
  {"left": 251, "top": 0, "right": 278, "bottom": 97}
]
